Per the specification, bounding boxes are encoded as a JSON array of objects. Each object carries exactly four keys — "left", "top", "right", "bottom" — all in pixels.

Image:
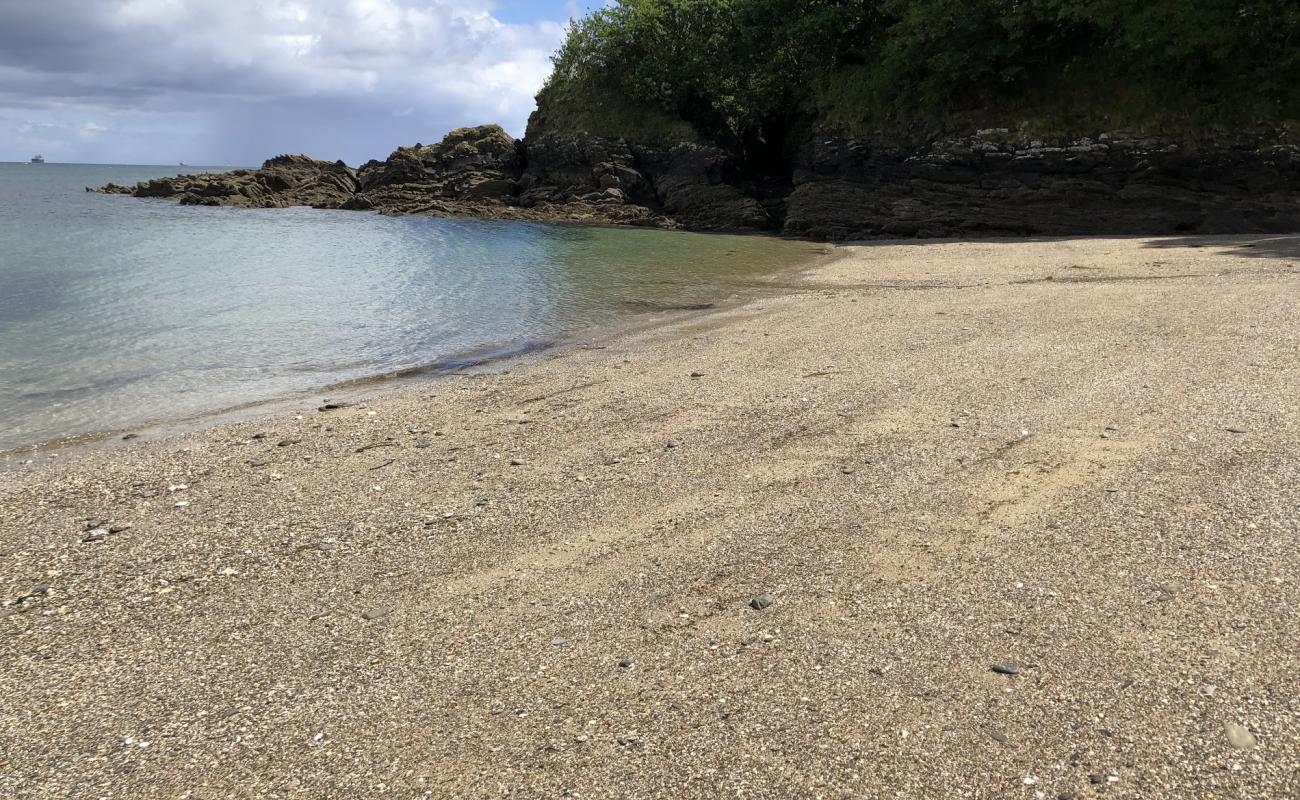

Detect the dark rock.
[
  {"left": 750, "top": 594, "right": 775, "bottom": 611},
  {"left": 991, "top": 662, "right": 1021, "bottom": 675},
  {"left": 618, "top": 659, "right": 633, "bottom": 669},
  {"left": 96, "top": 123, "right": 1300, "bottom": 239},
  {"left": 990, "top": 730, "right": 1008, "bottom": 743}
]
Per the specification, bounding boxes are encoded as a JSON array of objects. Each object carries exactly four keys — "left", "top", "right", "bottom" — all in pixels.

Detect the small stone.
[
  {"left": 415, "top": 440, "right": 432, "bottom": 449},
  {"left": 950, "top": 421, "right": 962, "bottom": 428},
  {"left": 510, "top": 458, "right": 526, "bottom": 466},
  {"left": 991, "top": 662, "right": 1021, "bottom": 675},
  {"left": 108, "top": 524, "right": 131, "bottom": 534},
  {"left": 249, "top": 459, "right": 268, "bottom": 468},
  {"left": 551, "top": 636, "right": 570, "bottom": 648},
  {"left": 690, "top": 372, "right": 704, "bottom": 378},
  {"left": 990, "top": 730, "right": 1008, "bottom": 743},
  {"left": 121, "top": 433, "right": 139, "bottom": 441},
  {"left": 361, "top": 607, "right": 389, "bottom": 621},
  {"left": 278, "top": 439, "right": 301, "bottom": 447},
  {"left": 665, "top": 439, "right": 681, "bottom": 449},
  {"left": 83, "top": 529, "right": 108, "bottom": 542},
  {"left": 251, "top": 432, "right": 267, "bottom": 440},
  {"left": 1224, "top": 722, "right": 1257, "bottom": 750},
  {"left": 618, "top": 659, "right": 633, "bottom": 669},
  {"left": 1225, "top": 427, "right": 1248, "bottom": 434},
  {"left": 1089, "top": 775, "right": 1104, "bottom": 785},
  {"left": 750, "top": 594, "right": 774, "bottom": 611}
]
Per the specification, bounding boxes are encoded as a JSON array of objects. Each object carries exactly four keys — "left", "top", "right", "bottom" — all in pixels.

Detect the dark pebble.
[
  {"left": 750, "top": 594, "right": 774, "bottom": 611},
  {"left": 618, "top": 659, "right": 633, "bottom": 669},
  {"left": 121, "top": 433, "right": 139, "bottom": 441},
  {"left": 1225, "top": 426, "right": 1248, "bottom": 434},
  {"left": 1089, "top": 775, "right": 1103, "bottom": 785},
  {"left": 690, "top": 372, "right": 704, "bottom": 378},
  {"left": 666, "top": 439, "right": 681, "bottom": 449},
  {"left": 278, "top": 439, "right": 301, "bottom": 448},
  {"left": 991, "top": 662, "right": 1021, "bottom": 675},
  {"left": 990, "top": 730, "right": 1008, "bottom": 743}
]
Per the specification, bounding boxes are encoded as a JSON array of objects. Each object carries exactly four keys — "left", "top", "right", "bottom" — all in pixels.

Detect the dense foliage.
[{"left": 540, "top": 0, "right": 1300, "bottom": 160}]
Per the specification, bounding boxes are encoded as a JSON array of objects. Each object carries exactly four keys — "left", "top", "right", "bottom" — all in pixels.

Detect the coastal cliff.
[
  {"left": 94, "top": 126, "right": 1300, "bottom": 239},
  {"left": 96, "top": 0, "right": 1300, "bottom": 238}
]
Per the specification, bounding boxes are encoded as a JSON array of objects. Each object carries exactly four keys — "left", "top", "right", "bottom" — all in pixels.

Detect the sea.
[{"left": 0, "top": 162, "right": 817, "bottom": 452}]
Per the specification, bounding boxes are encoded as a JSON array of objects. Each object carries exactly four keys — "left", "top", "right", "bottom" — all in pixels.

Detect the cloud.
[{"left": 0, "top": 0, "right": 569, "bottom": 165}]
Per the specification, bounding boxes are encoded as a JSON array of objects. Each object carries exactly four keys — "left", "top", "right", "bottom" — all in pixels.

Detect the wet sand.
[{"left": 2, "top": 235, "right": 1298, "bottom": 798}]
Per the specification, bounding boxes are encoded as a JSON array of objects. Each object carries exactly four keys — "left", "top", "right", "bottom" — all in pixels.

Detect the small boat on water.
[{"left": 30, "top": 154, "right": 44, "bottom": 164}]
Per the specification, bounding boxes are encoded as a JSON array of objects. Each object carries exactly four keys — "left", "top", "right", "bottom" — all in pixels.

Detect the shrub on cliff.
[{"left": 539, "top": 0, "right": 1300, "bottom": 159}]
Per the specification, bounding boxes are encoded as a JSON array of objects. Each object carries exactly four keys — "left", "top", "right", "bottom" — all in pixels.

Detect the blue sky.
[{"left": 0, "top": 1, "right": 609, "bottom": 166}]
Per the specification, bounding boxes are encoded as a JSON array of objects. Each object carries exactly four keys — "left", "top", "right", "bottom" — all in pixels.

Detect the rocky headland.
[{"left": 95, "top": 124, "right": 1300, "bottom": 239}]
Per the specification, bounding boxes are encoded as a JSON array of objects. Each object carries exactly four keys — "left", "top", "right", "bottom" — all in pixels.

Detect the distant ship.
[{"left": 30, "top": 154, "right": 44, "bottom": 164}]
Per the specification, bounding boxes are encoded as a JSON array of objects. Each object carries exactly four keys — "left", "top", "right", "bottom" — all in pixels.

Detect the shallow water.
[{"left": 0, "top": 162, "right": 818, "bottom": 451}]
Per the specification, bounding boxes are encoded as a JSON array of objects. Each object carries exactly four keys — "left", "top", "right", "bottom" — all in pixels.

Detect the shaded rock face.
[
  {"left": 784, "top": 131, "right": 1300, "bottom": 239},
  {"left": 520, "top": 134, "right": 771, "bottom": 230},
  {"left": 96, "top": 124, "right": 1300, "bottom": 239}
]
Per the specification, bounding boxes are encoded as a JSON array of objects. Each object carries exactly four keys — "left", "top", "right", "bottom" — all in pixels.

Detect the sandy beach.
[{"left": 2, "top": 235, "right": 1297, "bottom": 798}]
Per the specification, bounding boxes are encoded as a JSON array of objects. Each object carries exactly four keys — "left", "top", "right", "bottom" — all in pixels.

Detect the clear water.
[{"left": 0, "top": 162, "right": 817, "bottom": 451}]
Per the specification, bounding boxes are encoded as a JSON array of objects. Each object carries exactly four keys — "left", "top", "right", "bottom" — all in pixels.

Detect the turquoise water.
[{"left": 0, "top": 163, "right": 816, "bottom": 451}]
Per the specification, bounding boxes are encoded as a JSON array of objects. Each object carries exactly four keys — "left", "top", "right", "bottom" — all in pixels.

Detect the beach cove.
[{"left": 1, "top": 235, "right": 1297, "bottom": 797}]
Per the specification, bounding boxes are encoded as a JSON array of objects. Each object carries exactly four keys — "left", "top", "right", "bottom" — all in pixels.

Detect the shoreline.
[
  {"left": 2, "top": 234, "right": 1296, "bottom": 796},
  {"left": 1, "top": 234, "right": 834, "bottom": 469}
]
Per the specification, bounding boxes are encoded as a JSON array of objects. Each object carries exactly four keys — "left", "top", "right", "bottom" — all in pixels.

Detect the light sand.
[{"left": 2, "top": 235, "right": 1298, "bottom": 798}]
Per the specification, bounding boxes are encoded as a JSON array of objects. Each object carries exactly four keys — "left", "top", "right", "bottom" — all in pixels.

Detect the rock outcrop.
[
  {"left": 96, "top": 124, "right": 1300, "bottom": 239},
  {"left": 99, "top": 155, "right": 360, "bottom": 209},
  {"left": 784, "top": 130, "right": 1300, "bottom": 239}
]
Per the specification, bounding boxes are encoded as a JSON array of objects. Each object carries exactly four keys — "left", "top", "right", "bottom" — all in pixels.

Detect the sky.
[{"left": 0, "top": 0, "right": 605, "bottom": 166}]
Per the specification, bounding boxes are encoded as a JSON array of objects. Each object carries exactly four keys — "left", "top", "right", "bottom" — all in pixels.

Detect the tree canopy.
[{"left": 539, "top": 0, "right": 1300, "bottom": 160}]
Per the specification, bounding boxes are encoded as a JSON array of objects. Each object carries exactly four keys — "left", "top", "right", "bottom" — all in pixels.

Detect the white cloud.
[{"left": 0, "top": 0, "right": 569, "bottom": 164}]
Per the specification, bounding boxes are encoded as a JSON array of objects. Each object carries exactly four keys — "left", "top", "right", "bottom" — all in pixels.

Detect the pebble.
[
  {"left": 990, "top": 730, "right": 1008, "bottom": 743},
  {"left": 1224, "top": 722, "right": 1257, "bottom": 750},
  {"left": 666, "top": 439, "right": 681, "bottom": 449},
  {"left": 750, "top": 594, "right": 774, "bottom": 611},
  {"left": 991, "top": 662, "right": 1021, "bottom": 675},
  {"left": 551, "top": 636, "right": 570, "bottom": 647},
  {"left": 83, "top": 528, "right": 108, "bottom": 542},
  {"left": 510, "top": 458, "right": 526, "bottom": 466},
  {"left": 618, "top": 659, "right": 633, "bottom": 669},
  {"left": 249, "top": 459, "right": 268, "bottom": 468},
  {"left": 361, "top": 607, "right": 389, "bottom": 621},
  {"left": 1225, "top": 427, "right": 1248, "bottom": 434},
  {"left": 690, "top": 372, "right": 704, "bottom": 378},
  {"left": 278, "top": 439, "right": 301, "bottom": 447}
]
